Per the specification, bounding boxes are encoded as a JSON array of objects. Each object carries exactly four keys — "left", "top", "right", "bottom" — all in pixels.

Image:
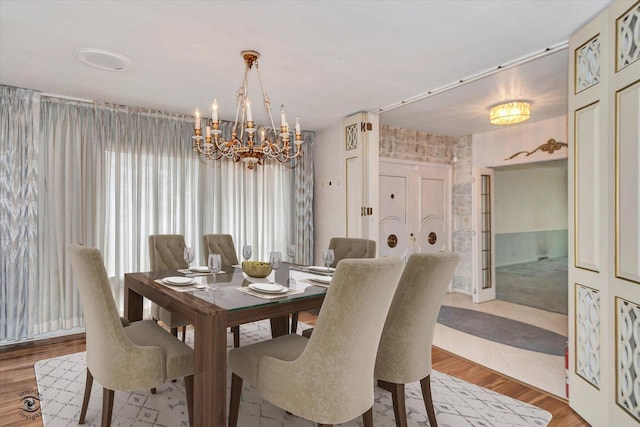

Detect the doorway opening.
[{"left": 493, "top": 159, "right": 568, "bottom": 315}]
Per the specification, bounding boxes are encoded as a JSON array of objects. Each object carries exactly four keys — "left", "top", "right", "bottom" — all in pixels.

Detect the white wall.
[
  {"left": 313, "top": 124, "right": 346, "bottom": 264},
  {"left": 473, "top": 116, "right": 568, "bottom": 168},
  {"left": 495, "top": 165, "right": 568, "bottom": 234}
]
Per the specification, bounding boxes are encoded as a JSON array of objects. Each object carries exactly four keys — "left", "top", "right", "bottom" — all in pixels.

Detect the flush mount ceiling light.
[
  {"left": 489, "top": 101, "right": 531, "bottom": 125},
  {"left": 73, "top": 48, "right": 131, "bottom": 72}
]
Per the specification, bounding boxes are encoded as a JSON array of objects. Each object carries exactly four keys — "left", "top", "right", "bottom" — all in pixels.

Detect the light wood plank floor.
[{"left": 0, "top": 313, "right": 587, "bottom": 427}]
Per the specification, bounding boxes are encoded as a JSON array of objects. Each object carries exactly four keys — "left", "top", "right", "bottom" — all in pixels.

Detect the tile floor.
[{"left": 434, "top": 293, "right": 568, "bottom": 399}]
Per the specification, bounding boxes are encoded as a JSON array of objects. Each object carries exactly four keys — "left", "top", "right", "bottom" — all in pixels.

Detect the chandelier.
[
  {"left": 489, "top": 101, "right": 531, "bottom": 125},
  {"left": 192, "top": 50, "right": 303, "bottom": 170}
]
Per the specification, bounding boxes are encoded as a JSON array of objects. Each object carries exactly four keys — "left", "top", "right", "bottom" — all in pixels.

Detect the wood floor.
[{"left": 0, "top": 313, "right": 588, "bottom": 427}]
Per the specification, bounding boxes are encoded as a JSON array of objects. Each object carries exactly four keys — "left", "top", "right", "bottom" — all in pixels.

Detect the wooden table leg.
[
  {"left": 270, "top": 316, "right": 290, "bottom": 337},
  {"left": 124, "top": 275, "right": 143, "bottom": 322},
  {"left": 193, "top": 309, "right": 227, "bottom": 427}
]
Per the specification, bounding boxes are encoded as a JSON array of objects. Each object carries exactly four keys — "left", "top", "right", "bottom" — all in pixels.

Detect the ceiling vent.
[{"left": 74, "top": 48, "right": 130, "bottom": 72}]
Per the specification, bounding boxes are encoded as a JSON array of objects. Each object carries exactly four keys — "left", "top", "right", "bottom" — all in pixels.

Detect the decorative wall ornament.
[
  {"left": 505, "top": 138, "right": 568, "bottom": 160},
  {"left": 576, "top": 35, "right": 601, "bottom": 92},
  {"left": 576, "top": 284, "right": 601, "bottom": 388},
  {"left": 617, "top": 3, "right": 640, "bottom": 71},
  {"left": 345, "top": 123, "right": 359, "bottom": 150},
  {"left": 617, "top": 297, "right": 640, "bottom": 421}
]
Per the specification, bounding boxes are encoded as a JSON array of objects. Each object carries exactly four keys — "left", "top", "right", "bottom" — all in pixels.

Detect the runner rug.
[
  {"left": 34, "top": 321, "right": 552, "bottom": 427},
  {"left": 437, "top": 305, "right": 566, "bottom": 356}
]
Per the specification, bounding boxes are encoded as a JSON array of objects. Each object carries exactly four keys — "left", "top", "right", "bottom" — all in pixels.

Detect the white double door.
[{"left": 378, "top": 159, "right": 451, "bottom": 260}]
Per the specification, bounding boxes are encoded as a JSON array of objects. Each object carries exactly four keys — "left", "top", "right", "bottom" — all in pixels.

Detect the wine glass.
[
  {"left": 183, "top": 247, "right": 194, "bottom": 269},
  {"left": 242, "top": 245, "right": 252, "bottom": 261},
  {"left": 322, "top": 248, "right": 334, "bottom": 271},
  {"left": 208, "top": 253, "right": 222, "bottom": 291},
  {"left": 287, "top": 244, "right": 296, "bottom": 264},
  {"left": 269, "top": 251, "right": 282, "bottom": 282}
]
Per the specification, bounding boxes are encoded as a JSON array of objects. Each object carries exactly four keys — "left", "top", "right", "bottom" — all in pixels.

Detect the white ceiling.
[{"left": 0, "top": 1, "right": 611, "bottom": 136}]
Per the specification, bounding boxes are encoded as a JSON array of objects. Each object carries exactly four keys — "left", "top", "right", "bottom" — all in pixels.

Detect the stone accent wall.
[
  {"left": 380, "top": 125, "right": 456, "bottom": 164},
  {"left": 379, "top": 125, "right": 473, "bottom": 294},
  {"left": 452, "top": 135, "right": 473, "bottom": 293}
]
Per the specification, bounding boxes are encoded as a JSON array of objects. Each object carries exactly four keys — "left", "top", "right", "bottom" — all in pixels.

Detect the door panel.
[
  {"left": 418, "top": 176, "right": 448, "bottom": 253},
  {"left": 473, "top": 167, "right": 496, "bottom": 303},
  {"left": 379, "top": 160, "right": 451, "bottom": 261},
  {"left": 379, "top": 173, "right": 411, "bottom": 259}
]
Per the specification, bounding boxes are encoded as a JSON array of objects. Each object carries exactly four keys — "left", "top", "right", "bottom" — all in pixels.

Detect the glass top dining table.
[{"left": 124, "top": 263, "right": 329, "bottom": 427}]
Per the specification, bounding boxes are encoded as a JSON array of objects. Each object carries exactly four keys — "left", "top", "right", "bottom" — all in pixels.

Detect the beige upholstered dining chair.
[
  {"left": 375, "top": 252, "right": 460, "bottom": 427},
  {"left": 202, "top": 233, "right": 239, "bottom": 267},
  {"left": 148, "top": 234, "right": 189, "bottom": 341},
  {"left": 228, "top": 257, "right": 404, "bottom": 427},
  {"left": 328, "top": 237, "right": 376, "bottom": 267},
  {"left": 295, "top": 236, "right": 377, "bottom": 336},
  {"left": 68, "top": 244, "right": 194, "bottom": 427}
]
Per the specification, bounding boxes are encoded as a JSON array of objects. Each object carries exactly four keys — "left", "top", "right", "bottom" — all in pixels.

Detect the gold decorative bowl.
[{"left": 242, "top": 261, "right": 272, "bottom": 278}]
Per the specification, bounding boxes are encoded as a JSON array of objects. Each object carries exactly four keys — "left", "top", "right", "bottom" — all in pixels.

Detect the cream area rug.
[{"left": 34, "top": 321, "right": 552, "bottom": 427}]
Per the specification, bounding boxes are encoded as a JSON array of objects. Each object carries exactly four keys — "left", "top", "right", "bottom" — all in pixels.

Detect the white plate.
[
  {"left": 308, "top": 276, "right": 332, "bottom": 285},
  {"left": 190, "top": 266, "right": 210, "bottom": 273},
  {"left": 307, "top": 266, "right": 335, "bottom": 273},
  {"left": 248, "top": 283, "right": 288, "bottom": 294},
  {"left": 163, "top": 276, "right": 195, "bottom": 286}
]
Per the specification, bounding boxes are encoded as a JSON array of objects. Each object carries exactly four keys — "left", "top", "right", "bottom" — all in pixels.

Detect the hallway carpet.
[
  {"left": 496, "top": 257, "right": 568, "bottom": 314},
  {"left": 437, "top": 305, "right": 566, "bottom": 356}
]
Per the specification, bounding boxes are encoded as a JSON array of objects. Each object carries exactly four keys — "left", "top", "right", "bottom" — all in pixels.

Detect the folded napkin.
[
  {"left": 154, "top": 279, "right": 205, "bottom": 292},
  {"left": 235, "top": 286, "right": 303, "bottom": 300}
]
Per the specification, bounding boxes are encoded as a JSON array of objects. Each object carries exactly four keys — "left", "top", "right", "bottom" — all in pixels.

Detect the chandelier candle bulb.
[
  {"left": 295, "top": 117, "right": 300, "bottom": 135},
  {"left": 212, "top": 99, "right": 218, "bottom": 123},
  {"left": 195, "top": 108, "right": 200, "bottom": 129},
  {"left": 205, "top": 126, "right": 211, "bottom": 138},
  {"left": 246, "top": 100, "right": 253, "bottom": 122},
  {"left": 280, "top": 105, "right": 286, "bottom": 127}
]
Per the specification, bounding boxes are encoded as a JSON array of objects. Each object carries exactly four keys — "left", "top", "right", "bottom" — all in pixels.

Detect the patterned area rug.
[{"left": 35, "top": 322, "right": 552, "bottom": 427}]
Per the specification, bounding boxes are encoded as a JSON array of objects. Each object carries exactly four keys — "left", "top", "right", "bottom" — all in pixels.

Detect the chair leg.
[
  {"left": 420, "top": 375, "right": 437, "bottom": 427},
  {"left": 79, "top": 369, "right": 93, "bottom": 424},
  {"left": 290, "top": 312, "right": 299, "bottom": 334},
  {"left": 184, "top": 375, "right": 194, "bottom": 427},
  {"left": 101, "top": 388, "right": 114, "bottom": 427},
  {"left": 232, "top": 326, "right": 240, "bottom": 348},
  {"left": 171, "top": 327, "right": 178, "bottom": 338},
  {"left": 229, "top": 373, "right": 243, "bottom": 427},
  {"left": 182, "top": 326, "right": 187, "bottom": 342},
  {"left": 362, "top": 407, "right": 374, "bottom": 427},
  {"left": 378, "top": 380, "right": 407, "bottom": 427},
  {"left": 151, "top": 387, "right": 157, "bottom": 394},
  {"left": 317, "top": 424, "right": 333, "bottom": 427}
]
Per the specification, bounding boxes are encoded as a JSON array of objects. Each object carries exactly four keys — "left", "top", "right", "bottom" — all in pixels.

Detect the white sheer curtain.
[
  {"left": 0, "top": 89, "right": 313, "bottom": 342},
  {"left": 0, "top": 86, "right": 40, "bottom": 341}
]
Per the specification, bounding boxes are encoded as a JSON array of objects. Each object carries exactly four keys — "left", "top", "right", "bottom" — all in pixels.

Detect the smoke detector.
[{"left": 74, "top": 48, "right": 130, "bottom": 72}]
